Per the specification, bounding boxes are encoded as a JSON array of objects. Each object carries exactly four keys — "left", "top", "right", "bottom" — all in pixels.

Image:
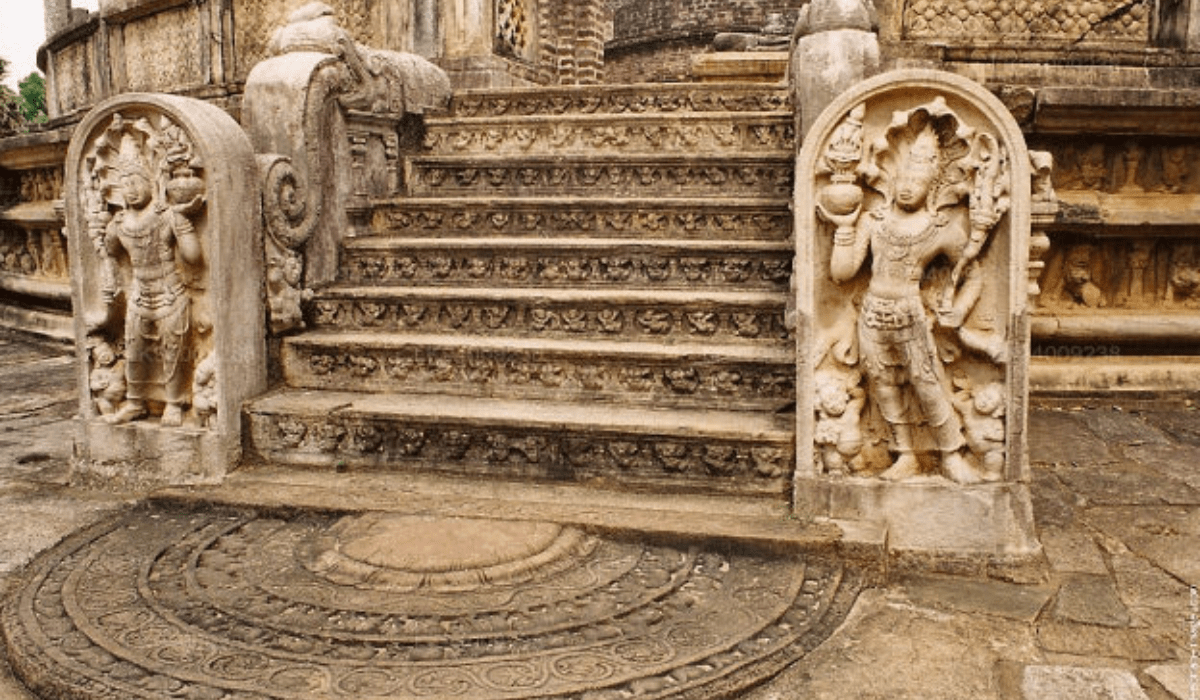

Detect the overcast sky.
[{"left": 1, "top": 1, "right": 100, "bottom": 90}]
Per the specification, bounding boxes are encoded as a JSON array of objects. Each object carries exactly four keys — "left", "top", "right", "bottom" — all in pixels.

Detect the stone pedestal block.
[
  {"left": 65, "top": 93, "right": 265, "bottom": 485},
  {"left": 794, "top": 69, "right": 1039, "bottom": 558}
]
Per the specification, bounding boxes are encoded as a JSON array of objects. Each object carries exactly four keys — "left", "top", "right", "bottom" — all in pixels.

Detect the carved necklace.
[{"left": 878, "top": 210, "right": 941, "bottom": 261}]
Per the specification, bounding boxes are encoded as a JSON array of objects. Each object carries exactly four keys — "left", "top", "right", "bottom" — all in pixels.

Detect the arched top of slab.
[{"left": 799, "top": 69, "right": 1031, "bottom": 208}]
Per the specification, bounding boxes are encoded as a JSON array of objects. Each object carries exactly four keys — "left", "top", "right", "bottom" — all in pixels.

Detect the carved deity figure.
[
  {"left": 83, "top": 114, "right": 206, "bottom": 427},
  {"left": 817, "top": 99, "right": 1009, "bottom": 484}
]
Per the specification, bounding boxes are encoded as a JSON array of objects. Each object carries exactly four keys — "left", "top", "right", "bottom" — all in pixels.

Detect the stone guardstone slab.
[
  {"left": 64, "top": 93, "right": 265, "bottom": 485},
  {"left": 793, "top": 69, "right": 1039, "bottom": 558}
]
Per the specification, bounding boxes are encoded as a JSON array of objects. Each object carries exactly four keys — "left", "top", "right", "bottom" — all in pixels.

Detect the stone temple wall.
[{"left": 606, "top": 0, "right": 802, "bottom": 83}]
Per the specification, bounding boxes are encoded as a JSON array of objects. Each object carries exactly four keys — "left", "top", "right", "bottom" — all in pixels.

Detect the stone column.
[
  {"left": 43, "top": 0, "right": 72, "bottom": 37},
  {"left": 790, "top": 0, "right": 880, "bottom": 140}
]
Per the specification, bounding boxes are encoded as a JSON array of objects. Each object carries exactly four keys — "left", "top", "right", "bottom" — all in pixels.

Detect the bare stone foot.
[
  {"left": 103, "top": 401, "right": 147, "bottom": 425},
  {"left": 161, "top": 403, "right": 184, "bottom": 427},
  {"left": 942, "top": 452, "right": 982, "bottom": 484},
  {"left": 880, "top": 453, "right": 921, "bottom": 481}
]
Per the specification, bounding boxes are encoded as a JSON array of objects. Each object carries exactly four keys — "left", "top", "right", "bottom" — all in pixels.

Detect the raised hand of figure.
[{"left": 172, "top": 194, "right": 206, "bottom": 217}]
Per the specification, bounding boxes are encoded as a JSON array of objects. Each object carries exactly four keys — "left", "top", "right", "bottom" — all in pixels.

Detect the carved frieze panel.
[
  {"left": 410, "top": 160, "right": 794, "bottom": 198},
  {"left": 0, "top": 227, "right": 69, "bottom": 281},
  {"left": 1031, "top": 137, "right": 1198, "bottom": 195},
  {"left": 422, "top": 118, "right": 794, "bottom": 155},
  {"left": 285, "top": 342, "right": 794, "bottom": 409},
  {"left": 1038, "top": 235, "right": 1200, "bottom": 311},
  {"left": 308, "top": 295, "right": 790, "bottom": 344},
  {"left": 340, "top": 248, "right": 792, "bottom": 290},
  {"left": 450, "top": 88, "right": 790, "bottom": 118},
  {"left": 374, "top": 205, "right": 792, "bottom": 241},
  {"left": 15, "top": 168, "right": 66, "bottom": 204},
  {"left": 249, "top": 412, "right": 793, "bottom": 493},
  {"left": 904, "top": 0, "right": 1149, "bottom": 43}
]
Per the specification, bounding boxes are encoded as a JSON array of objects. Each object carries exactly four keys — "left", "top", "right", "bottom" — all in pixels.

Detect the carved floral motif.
[
  {"left": 341, "top": 250, "right": 791, "bottom": 289},
  {"left": 251, "top": 414, "right": 793, "bottom": 490},
  {"left": 905, "top": 0, "right": 1148, "bottom": 42},
  {"left": 423, "top": 121, "right": 794, "bottom": 154},
  {"left": 1, "top": 507, "right": 860, "bottom": 700},
  {"left": 376, "top": 206, "right": 791, "bottom": 240},
  {"left": 307, "top": 297, "right": 789, "bottom": 342},
  {"left": 450, "top": 89, "right": 790, "bottom": 118},
  {"left": 412, "top": 162, "right": 793, "bottom": 197},
  {"left": 289, "top": 345, "right": 794, "bottom": 407}
]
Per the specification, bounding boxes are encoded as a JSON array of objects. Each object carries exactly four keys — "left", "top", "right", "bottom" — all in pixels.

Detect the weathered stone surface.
[
  {"left": 1143, "top": 663, "right": 1194, "bottom": 700},
  {"left": 1085, "top": 506, "right": 1200, "bottom": 586},
  {"left": 1037, "top": 622, "right": 1176, "bottom": 661},
  {"left": 1040, "top": 526, "right": 1109, "bottom": 574},
  {"left": 899, "top": 574, "right": 1055, "bottom": 622},
  {"left": 741, "top": 588, "right": 1042, "bottom": 700},
  {"left": 1051, "top": 573, "right": 1133, "bottom": 627},
  {"left": 1021, "top": 665, "right": 1151, "bottom": 700}
]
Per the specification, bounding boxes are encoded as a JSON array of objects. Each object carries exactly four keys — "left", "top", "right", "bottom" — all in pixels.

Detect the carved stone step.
[
  {"left": 369, "top": 196, "right": 792, "bottom": 241},
  {"left": 308, "top": 286, "right": 790, "bottom": 344},
  {"left": 405, "top": 154, "right": 793, "bottom": 198},
  {"left": 447, "top": 82, "right": 791, "bottom": 119},
  {"left": 338, "top": 237, "right": 793, "bottom": 291},
  {"left": 282, "top": 332, "right": 795, "bottom": 410},
  {"left": 421, "top": 111, "right": 794, "bottom": 157},
  {"left": 245, "top": 389, "right": 795, "bottom": 497}
]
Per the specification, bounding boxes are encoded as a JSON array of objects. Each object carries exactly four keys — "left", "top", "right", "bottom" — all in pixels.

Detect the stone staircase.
[{"left": 245, "top": 83, "right": 798, "bottom": 500}]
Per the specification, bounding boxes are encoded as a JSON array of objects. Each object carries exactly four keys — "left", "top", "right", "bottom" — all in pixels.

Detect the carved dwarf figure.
[
  {"left": 191, "top": 352, "right": 218, "bottom": 428},
  {"left": 87, "top": 118, "right": 205, "bottom": 427},
  {"left": 813, "top": 370, "right": 866, "bottom": 475},
  {"left": 818, "top": 100, "right": 1008, "bottom": 484},
  {"left": 952, "top": 380, "right": 1005, "bottom": 480},
  {"left": 88, "top": 339, "right": 126, "bottom": 417}
]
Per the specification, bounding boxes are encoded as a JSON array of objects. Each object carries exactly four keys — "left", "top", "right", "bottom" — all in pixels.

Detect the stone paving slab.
[
  {"left": 1085, "top": 506, "right": 1200, "bottom": 586},
  {"left": 1051, "top": 573, "right": 1134, "bottom": 627},
  {"left": 1022, "top": 665, "right": 1151, "bottom": 700}
]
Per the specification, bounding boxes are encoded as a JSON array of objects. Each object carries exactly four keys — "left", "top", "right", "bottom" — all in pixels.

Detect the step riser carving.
[
  {"left": 370, "top": 205, "right": 792, "bottom": 241},
  {"left": 339, "top": 249, "right": 793, "bottom": 291},
  {"left": 283, "top": 343, "right": 795, "bottom": 409},
  {"left": 449, "top": 87, "right": 790, "bottom": 118},
  {"left": 407, "top": 161, "right": 793, "bottom": 198},
  {"left": 310, "top": 297, "right": 791, "bottom": 344},
  {"left": 247, "top": 412, "right": 793, "bottom": 497},
  {"left": 423, "top": 118, "right": 794, "bottom": 156}
]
